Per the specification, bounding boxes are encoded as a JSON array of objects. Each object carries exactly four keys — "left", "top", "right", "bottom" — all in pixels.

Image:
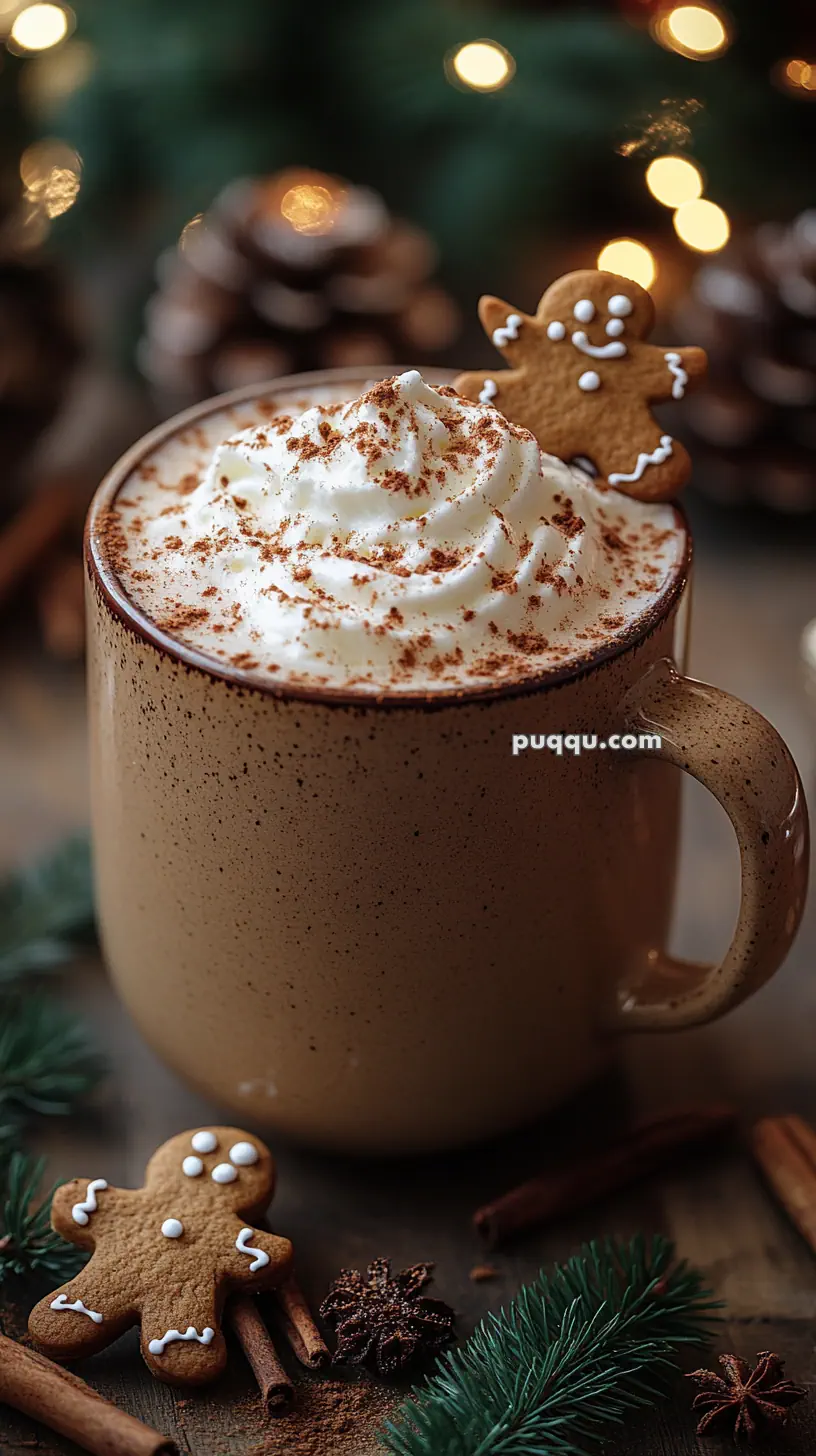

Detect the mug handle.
[{"left": 614, "top": 658, "right": 809, "bottom": 1031}]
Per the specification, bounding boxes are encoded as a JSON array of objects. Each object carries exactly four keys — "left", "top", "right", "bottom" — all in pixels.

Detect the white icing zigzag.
[
  {"left": 608, "top": 435, "right": 673, "bottom": 487},
  {"left": 71, "top": 1179, "right": 108, "bottom": 1227},
  {"left": 235, "top": 1227, "right": 270, "bottom": 1272},
  {"left": 491, "top": 313, "right": 522, "bottom": 349},
  {"left": 478, "top": 378, "right": 498, "bottom": 405},
  {"left": 571, "top": 330, "right": 627, "bottom": 361},
  {"left": 50, "top": 1294, "right": 103, "bottom": 1324},
  {"left": 148, "top": 1325, "right": 215, "bottom": 1355},
  {"left": 664, "top": 351, "right": 688, "bottom": 400}
]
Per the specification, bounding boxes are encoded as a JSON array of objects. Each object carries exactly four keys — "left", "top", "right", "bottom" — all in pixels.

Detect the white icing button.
[
  {"left": 608, "top": 294, "right": 633, "bottom": 317},
  {"left": 605, "top": 318, "right": 625, "bottom": 337},
  {"left": 546, "top": 320, "right": 566, "bottom": 341},
  {"left": 229, "top": 1141, "right": 259, "bottom": 1167},
  {"left": 161, "top": 1218, "right": 184, "bottom": 1239},
  {"left": 212, "top": 1162, "right": 238, "bottom": 1184},
  {"left": 191, "top": 1131, "right": 218, "bottom": 1154},
  {"left": 578, "top": 370, "right": 601, "bottom": 391},
  {"left": 573, "top": 299, "right": 595, "bottom": 323},
  {"left": 182, "top": 1156, "right": 204, "bottom": 1177}
]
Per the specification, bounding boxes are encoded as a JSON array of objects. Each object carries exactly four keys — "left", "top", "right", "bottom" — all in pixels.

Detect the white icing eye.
[
  {"left": 578, "top": 371, "right": 601, "bottom": 392},
  {"left": 229, "top": 1141, "right": 259, "bottom": 1167},
  {"left": 608, "top": 294, "right": 633, "bottom": 317},
  {"left": 212, "top": 1163, "right": 238, "bottom": 1184},
  {"left": 182, "top": 1156, "right": 204, "bottom": 1177},
  {"left": 546, "top": 320, "right": 566, "bottom": 341},
  {"left": 573, "top": 299, "right": 595, "bottom": 323},
  {"left": 605, "top": 318, "right": 625, "bottom": 337},
  {"left": 161, "top": 1218, "right": 184, "bottom": 1238},
  {"left": 191, "top": 1131, "right": 218, "bottom": 1154}
]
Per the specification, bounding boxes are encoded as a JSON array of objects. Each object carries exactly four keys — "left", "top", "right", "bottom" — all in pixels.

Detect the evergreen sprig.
[
  {"left": 0, "top": 996, "right": 104, "bottom": 1119},
  {"left": 380, "top": 1235, "right": 719, "bottom": 1456},
  {"left": 0, "top": 1153, "right": 85, "bottom": 1285},
  {"left": 0, "top": 836, "right": 94, "bottom": 984}
]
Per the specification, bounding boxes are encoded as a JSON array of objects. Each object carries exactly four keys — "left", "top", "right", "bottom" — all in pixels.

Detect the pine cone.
[
  {"left": 139, "top": 169, "right": 461, "bottom": 410},
  {"left": 676, "top": 209, "right": 816, "bottom": 514}
]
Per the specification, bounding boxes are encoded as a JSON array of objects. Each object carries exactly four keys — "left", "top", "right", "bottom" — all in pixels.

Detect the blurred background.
[
  {"left": 0, "top": 0, "right": 815, "bottom": 835},
  {"left": 0, "top": 0, "right": 815, "bottom": 1334}
]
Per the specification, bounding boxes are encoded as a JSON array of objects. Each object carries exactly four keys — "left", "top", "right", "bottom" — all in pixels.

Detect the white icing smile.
[
  {"left": 571, "top": 330, "right": 627, "bottom": 361},
  {"left": 50, "top": 1294, "right": 103, "bottom": 1324},
  {"left": 148, "top": 1326, "right": 215, "bottom": 1356},
  {"left": 235, "top": 1227, "right": 269, "bottom": 1271},
  {"left": 71, "top": 1180, "right": 108, "bottom": 1227}
]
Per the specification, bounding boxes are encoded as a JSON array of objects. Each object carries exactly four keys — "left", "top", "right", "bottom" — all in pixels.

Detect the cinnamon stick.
[
  {"left": 228, "top": 1295, "right": 293, "bottom": 1412},
  {"left": 0, "top": 1332, "right": 177, "bottom": 1455},
  {"left": 751, "top": 1114, "right": 816, "bottom": 1254},
  {"left": 474, "top": 1104, "right": 736, "bottom": 1248},
  {"left": 273, "top": 1276, "right": 329, "bottom": 1369}
]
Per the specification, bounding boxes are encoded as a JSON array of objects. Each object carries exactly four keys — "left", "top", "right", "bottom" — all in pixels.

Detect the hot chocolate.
[
  {"left": 85, "top": 367, "right": 807, "bottom": 1153},
  {"left": 109, "top": 370, "right": 684, "bottom": 693}
]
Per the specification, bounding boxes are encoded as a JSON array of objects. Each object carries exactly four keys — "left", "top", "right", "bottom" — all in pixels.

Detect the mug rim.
[{"left": 85, "top": 366, "right": 692, "bottom": 711}]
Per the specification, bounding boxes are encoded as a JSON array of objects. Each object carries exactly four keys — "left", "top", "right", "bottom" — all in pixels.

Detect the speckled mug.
[{"left": 85, "top": 370, "right": 809, "bottom": 1153}]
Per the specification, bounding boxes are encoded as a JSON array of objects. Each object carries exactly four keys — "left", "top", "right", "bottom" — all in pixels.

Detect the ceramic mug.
[{"left": 85, "top": 369, "right": 809, "bottom": 1153}]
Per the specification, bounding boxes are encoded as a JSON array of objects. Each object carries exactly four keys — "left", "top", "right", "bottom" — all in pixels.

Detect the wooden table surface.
[{"left": 1, "top": 499, "right": 815, "bottom": 1455}]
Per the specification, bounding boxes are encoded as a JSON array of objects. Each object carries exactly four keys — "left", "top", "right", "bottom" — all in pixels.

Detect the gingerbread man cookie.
[
  {"left": 28, "top": 1126, "right": 292, "bottom": 1387},
  {"left": 455, "top": 269, "right": 707, "bottom": 501}
]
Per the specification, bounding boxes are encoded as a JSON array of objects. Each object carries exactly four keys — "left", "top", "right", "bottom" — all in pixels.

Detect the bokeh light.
[
  {"left": 654, "top": 4, "right": 731, "bottom": 60},
  {"left": 781, "top": 58, "right": 816, "bottom": 94},
  {"left": 179, "top": 213, "right": 204, "bottom": 251},
  {"left": 597, "top": 238, "right": 657, "bottom": 290},
  {"left": 448, "top": 40, "right": 515, "bottom": 92},
  {"left": 673, "top": 197, "right": 730, "bottom": 251},
  {"left": 645, "top": 155, "right": 703, "bottom": 207},
  {"left": 9, "top": 3, "right": 70, "bottom": 51},
  {"left": 20, "top": 138, "right": 81, "bottom": 217},
  {"left": 280, "top": 183, "right": 340, "bottom": 236}
]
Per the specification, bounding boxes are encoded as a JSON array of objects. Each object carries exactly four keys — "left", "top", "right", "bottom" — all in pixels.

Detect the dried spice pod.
[
  {"left": 687, "top": 1351, "right": 807, "bottom": 1442},
  {"left": 320, "top": 1258, "right": 455, "bottom": 1375}
]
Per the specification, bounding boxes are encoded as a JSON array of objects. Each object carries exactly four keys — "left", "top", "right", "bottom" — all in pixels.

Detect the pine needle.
[
  {"left": 0, "top": 835, "right": 94, "bottom": 983},
  {"left": 380, "top": 1235, "right": 719, "bottom": 1456},
  {"left": 0, "top": 995, "right": 104, "bottom": 1118},
  {"left": 0, "top": 1152, "right": 85, "bottom": 1285}
]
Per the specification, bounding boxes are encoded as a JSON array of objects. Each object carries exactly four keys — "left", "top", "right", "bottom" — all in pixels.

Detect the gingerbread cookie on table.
[
  {"left": 28, "top": 1126, "right": 292, "bottom": 1387},
  {"left": 454, "top": 269, "right": 707, "bottom": 501}
]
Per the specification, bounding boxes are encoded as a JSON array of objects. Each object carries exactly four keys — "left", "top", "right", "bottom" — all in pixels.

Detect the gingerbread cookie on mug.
[
  {"left": 454, "top": 269, "right": 707, "bottom": 501},
  {"left": 28, "top": 1126, "right": 293, "bottom": 1387}
]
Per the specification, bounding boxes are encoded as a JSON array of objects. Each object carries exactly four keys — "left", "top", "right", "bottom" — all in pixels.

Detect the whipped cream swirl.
[{"left": 112, "top": 371, "right": 684, "bottom": 692}]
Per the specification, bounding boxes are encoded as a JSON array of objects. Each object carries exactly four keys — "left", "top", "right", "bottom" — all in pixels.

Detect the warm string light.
[
  {"left": 645, "top": 155, "right": 703, "bottom": 207},
  {"left": 8, "top": 2, "right": 71, "bottom": 52},
  {"left": 673, "top": 196, "right": 730, "bottom": 251},
  {"left": 652, "top": 4, "right": 731, "bottom": 60},
  {"left": 280, "top": 183, "right": 339, "bottom": 235},
  {"left": 19, "top": 137, "right": 81, "bottom": 218},
  {"left": 447, "top": 40, "right": 515, "bottom": 92},
  {"left": 596, "top": 238, "right": 657, "bottom": 290},
  {"left": 778, "top": 58, "right": 816, "bottom": 95}
]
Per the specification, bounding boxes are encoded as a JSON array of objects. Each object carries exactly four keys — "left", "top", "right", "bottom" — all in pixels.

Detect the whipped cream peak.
[{"left": 110, "top": 372, "right": 685, "bottom": 693}]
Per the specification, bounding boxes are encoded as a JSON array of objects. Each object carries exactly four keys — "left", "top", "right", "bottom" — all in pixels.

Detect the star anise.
[
  {"left": 319, "top": 1257, "right": 456, "bottom": 1374},
  {"left": 687, "top": 1351, "right": 807, "bottom": 1442}
]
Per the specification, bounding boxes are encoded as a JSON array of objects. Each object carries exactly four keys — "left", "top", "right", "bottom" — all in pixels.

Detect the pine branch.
[
  {"left": 0, "top": 836, "right": 95, "bottom": 983},
  {"left": 0, "top": 1152, "right": 85, "bottom": 1286},
  {"left": 0, "top": 996, "right": 104, "bottom": 1118},
  {"left": 380, "top": 1236, "right": 719, "bottom": 1456}
]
